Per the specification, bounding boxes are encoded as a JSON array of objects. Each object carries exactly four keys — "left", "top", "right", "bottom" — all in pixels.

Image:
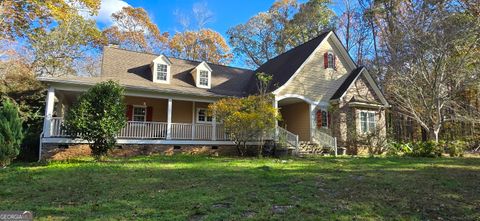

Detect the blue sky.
[{"left": 93, "top": 0, "right": 344, "bottom": 37}]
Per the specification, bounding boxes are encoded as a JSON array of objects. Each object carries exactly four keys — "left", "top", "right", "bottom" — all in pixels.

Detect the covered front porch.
[{"left": 43, "top": 87, "right": 230, "bottom": 143}]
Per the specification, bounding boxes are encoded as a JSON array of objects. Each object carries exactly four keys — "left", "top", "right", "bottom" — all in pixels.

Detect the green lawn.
[{"left": 1, "top": 155, "right": 479, "bottom": 220}]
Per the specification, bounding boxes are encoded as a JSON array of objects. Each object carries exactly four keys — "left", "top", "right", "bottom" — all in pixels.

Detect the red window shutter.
[
  {"left": 316, "top": 110, "right": 322, "bottom": 127},
  {"left": 126, "top": 105, "right": 133, "bottom": 121},
  {"left": 327, "top": 112, "right": 331, "bottom": 128},
  {"left": 146, "top": 106, "right": 153, "bottom": 121},
  {"left": 324, "top": 52, "right": 328, "bottom": 69}
]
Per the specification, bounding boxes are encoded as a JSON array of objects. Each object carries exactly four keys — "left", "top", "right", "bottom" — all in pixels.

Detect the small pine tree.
[
  {"left": 64, "top": 81, "right": 126, "bottom": 159},
  {"left": 0, "top": 99, "right": 24, "bottom": 167}
]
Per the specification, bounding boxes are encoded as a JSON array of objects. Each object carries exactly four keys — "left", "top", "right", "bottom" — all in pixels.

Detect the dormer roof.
[{"left": 152, "top": 54, "right": 172, "bottom": 65}]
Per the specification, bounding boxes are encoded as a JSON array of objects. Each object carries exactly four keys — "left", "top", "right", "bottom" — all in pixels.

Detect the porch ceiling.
[{"left": 277, "top": 97, "right": 307, "bottom": 106}]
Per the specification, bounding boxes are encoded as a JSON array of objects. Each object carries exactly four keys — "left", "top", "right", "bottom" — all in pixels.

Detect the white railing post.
[
  {"left": 212, "top": 117, "right": 217, "bottom": 141},
  {"left": 273, "top": 99, "right": 279, "bottom": 141},
  {"left": 43, "top": 87, "right": 55, "bottom": 137},
  {"left": 167, "top": 98, "right": 172, "bottom": 139},
  {"left": 334, "top": 137, "right": 338, "bottom": 157},
  {"left": 295, "top": 135, "right": 299, "bottom": 155},
  {"left": 192, "top": 101, "right": 196, "bottom": 140}
]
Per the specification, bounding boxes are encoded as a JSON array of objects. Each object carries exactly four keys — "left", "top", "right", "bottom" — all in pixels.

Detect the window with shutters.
[
  {"left": 321, "top": 110, "right": 328, "bottom": 127},
  {"left": 360, "top": 111, "right": 376, "bottom": 133},
  {"left": 316, "top": 110, "right": 329, "bottom": 128},
  {"left": 132, "top": 106, "right": 146, "bottom": 122},
  {"left": 326, "top": 52, "right": 335, "bottom": 69}
]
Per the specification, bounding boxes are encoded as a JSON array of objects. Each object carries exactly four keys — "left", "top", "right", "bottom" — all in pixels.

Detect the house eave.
[{"left": 38, "top": 77, "right": 230, "bottom": 102}]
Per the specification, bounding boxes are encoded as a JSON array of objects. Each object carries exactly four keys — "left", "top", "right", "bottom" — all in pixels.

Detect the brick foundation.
[{"left": 41, "top": 143, "right": 259, "bottom": 160}]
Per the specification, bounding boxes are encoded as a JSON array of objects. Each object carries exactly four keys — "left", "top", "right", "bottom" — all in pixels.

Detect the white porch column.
[
  {"left": 191, "top": 101, "right": 196, "bottom": 140},
  {"left": 43, "top": 87, "right": 55, "bottom": 137},
  {"left": 273, "top": 98, "right": 279, "bottom": 141},
  {"left": 166, "top": 98, "right": 172, "bottom": 139},
  {"left": 212, "top": 114, "right": 217, "bottom": 141},
  {"left": 309, "top": 104, "right": 317, "bottom": 141}
]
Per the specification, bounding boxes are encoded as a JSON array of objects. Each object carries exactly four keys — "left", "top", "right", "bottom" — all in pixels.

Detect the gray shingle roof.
[{"left": 99, "top": 47, "right": 255, "bottom": 97}]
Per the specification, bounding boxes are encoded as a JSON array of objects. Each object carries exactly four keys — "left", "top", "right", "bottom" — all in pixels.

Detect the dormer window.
[
  {"left": 191, "top": 61, "right": 212, "bottom": 89},
  {"left": 199, "top": 70, "right": 209, "bottom": 87},
  {"left": 324, "top": 51, "right": 336, "bottom": 69},
  {"left": 157, "top": 64, "right": 168, "bottom": 81},
  {"left": 152, "top": 55, "right": 171, "bottom": 84}
]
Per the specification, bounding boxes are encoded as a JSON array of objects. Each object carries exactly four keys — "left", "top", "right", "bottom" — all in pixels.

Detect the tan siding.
[
  {"left": 279, "top": 102, "right": 310, "bottom": 141},
  {"left": 125, "top": 96, "right": 167, "bottom": 122},
  {"left": 172, "top": 100, "right": 193, "bottom": 123},
  {"left": 277, "top": 38, "right": 353, "bottom": 103}
]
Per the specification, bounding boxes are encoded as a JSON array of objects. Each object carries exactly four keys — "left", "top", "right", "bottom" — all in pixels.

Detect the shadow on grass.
[{"left": 1, "top": 155, "right": 479, "bottom": 220}]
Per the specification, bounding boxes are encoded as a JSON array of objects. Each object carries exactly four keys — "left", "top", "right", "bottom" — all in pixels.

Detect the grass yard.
[{"left": 1, "top": 155, "right": 479, "bottom": 220}]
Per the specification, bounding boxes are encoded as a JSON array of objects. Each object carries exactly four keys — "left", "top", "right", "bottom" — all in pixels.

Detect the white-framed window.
[
  {"left": 321, "top": 110, "right": 328, "bottom": 128},
  {"left": 157, "top": 64, "right": 168, "bottom": 81},
  {"left": 132, "top": 106, "right": 146, "bottom": 122},
  {"left": 199, "top": 70, "right": 209, "bottom": 87},
  {"left": 196, "top": 108, "right": 213, "bottom": 123},
  {"left": 327, "top": 52, "right": 335, "bottom": 69},
  {"left": 360, "top": 111, "right": 376, "bottom": 133}
]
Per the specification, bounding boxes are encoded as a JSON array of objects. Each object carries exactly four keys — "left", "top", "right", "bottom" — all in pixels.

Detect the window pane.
[
  {"left": 368, "top": 113, "right": 376, "bottom": 132},
  {"left": 132, "top": 107, "right": 146, "bottom": 121},
  {"left": 321, "top": 111, "right": 328, "bottom": 127},
  {"left": 199, "top": 71, "right": 209, "bottom": 86},
  {"left": 328, "top": 53, "right": 334, "bottom": 68},
  {"left": 157, "top": 64, "right": 167, "bottom": 81},
  {"left": 360, "top": 112, "right": 367, "bottom": 133},
  {"left": 198, "top": 109, "right": 206, "bottom": 122},
  {"left": 133, "top": 107, "right": 145, "bottom": 115}
]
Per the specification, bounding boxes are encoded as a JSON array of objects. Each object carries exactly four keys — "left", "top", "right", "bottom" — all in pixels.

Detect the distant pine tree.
[{"left": 0, "top": 99, "right": 24, "bottom": 167}]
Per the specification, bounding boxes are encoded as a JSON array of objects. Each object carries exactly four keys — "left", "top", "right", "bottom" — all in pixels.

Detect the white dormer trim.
[
  {"left": 191, "top": 61, "right": 212, "bottom": 89},
  {"left": 151, "top": 55, "right": 172, "bottom": 84}
]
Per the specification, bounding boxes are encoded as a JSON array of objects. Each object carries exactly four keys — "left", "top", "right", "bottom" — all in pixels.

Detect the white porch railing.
[
  {"left": 313, "top": 130, "right": 338, "bottom": 156},
  {"left": 48, "top": 119, "right": 300, "bottom": 147},
  {"left": 277, "top": 126, "right": 299, "bottom": 150},
  {"left": 51, "top": 117, "right": 68, "bottom": 137},
  {"left": 118, "top": 121, "right": 168, "bottom": 139}
]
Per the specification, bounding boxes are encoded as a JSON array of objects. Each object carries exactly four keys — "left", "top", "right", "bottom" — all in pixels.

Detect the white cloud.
[{"left": 83, "top": 0, "right": 130, "bottom": 25}]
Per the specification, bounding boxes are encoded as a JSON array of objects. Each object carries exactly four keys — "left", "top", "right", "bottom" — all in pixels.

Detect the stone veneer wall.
[{"left": 331, "top": 75, "right": 387, "bottom": 150}]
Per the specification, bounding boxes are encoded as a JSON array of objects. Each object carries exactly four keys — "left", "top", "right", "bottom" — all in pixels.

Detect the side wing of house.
[
  {"left": 266, "top": 31, "right": 389, "bottom": 147},
  {"left": 330, "top": 68, "right": 389, "bottom": 149}
]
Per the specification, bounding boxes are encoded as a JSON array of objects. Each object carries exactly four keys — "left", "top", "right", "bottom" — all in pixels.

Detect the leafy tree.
[
  {"left": 169, "top": 29, "right": 233, "bottom": 65},
  {"left": 377, "top": 0, "right": 480, "bottom": 142},
  {"left": 0, "top": 99, "right": 24, "bottom": 167},
  {"left": 227, "top": 0, "right": 298, "bottom": 67},
  {"left": 0, "top": 0, "right": 100, "bottom": 40},
  {"left": 283, "top": 0, "right": 336, "bottom": 48},
  {"left": 209, "top": 73, "right": 279, "bottom": 156},
  {"left": 64, "top": 81, "right": 126, "bottom": 159},
  {"left": 0, "top": 50, "right": 46, "bottom": 161},
  {"left": 227, "top": 0, "right": 335, "bottom": 67},
  {"left": 29, "top": 14, "right": 106, "bottom": 77},
  {"left": 103, "top": 6, "right": 169, "bottom": 53}
]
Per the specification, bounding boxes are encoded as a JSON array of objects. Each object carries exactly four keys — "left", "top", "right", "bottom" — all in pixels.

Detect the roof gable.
[
  {"left": 245, "top": 31, "right": 330, "bottom": 94},
  {"left": 152, "top": 54, "right": 172, "bottom": 65},
  {"left": 330, "top": 66, "right": 389, "bottom": 106}
]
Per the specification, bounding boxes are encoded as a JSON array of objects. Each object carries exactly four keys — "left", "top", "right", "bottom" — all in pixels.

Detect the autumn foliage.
[{"left": 169, "top": 29, "right": 233, "bottom": 65}]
